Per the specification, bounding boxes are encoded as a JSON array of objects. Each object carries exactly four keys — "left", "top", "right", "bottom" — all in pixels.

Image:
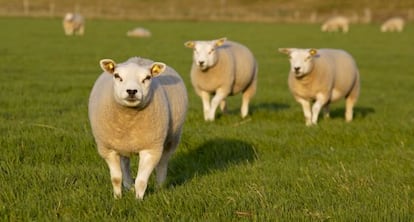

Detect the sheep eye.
[
  {"left": 114, "top": 73, "right": 123, "bottom": 82},
  {"left": 142, "top": 75, "right": 151, "bottom": 83},
  {"left": 208, "top": 49, "right": 215, "bottom": 54}
]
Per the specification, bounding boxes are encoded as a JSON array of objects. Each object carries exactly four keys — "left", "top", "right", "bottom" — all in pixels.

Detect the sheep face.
[
  {"left": 185, "top": 37, "right": 227, "bottom": 71},
  {"left": 99, "top": 59, "right": 166, "bottom": 108},
  {"left": 279, "top": 48, "right": 317, "bottom": 78}
]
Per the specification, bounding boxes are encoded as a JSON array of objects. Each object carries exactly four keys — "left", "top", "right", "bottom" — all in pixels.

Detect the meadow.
[{"left": 0, "top": 17, "right": 413, "bottom": 221}]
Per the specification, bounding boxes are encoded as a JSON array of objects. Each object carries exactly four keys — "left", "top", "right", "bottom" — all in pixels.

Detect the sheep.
[
  {"left": 184, "top": 37, "right": 258, "bottom": 121},
  {"left": 62, "top": 12, "right": 85, "bottom": 36},
  {"left": 126, "top": 27, "right": 152, "bottom": 38},
  {"left": 88, "top": 57, "right": 188, "bottom": 199},
  {"left": 278, "top": 48, "right": 360, "bottom": 126},
  {"left": 381, "top": 17, "right": 405, "bottom": 32},
  {"left": 321, "top": 16, "right": 349, "bottom": 33}
]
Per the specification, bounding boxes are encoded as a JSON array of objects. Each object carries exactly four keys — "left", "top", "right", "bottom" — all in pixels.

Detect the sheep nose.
[
  {"left": 198, "top": 61, "right": 205, "bottom": 66},
  {"left": 126, "top": 89, "right": 138, "bottom": 96},
  {"left": 294, "top": 67, "right": 301, "bottom": 72}
]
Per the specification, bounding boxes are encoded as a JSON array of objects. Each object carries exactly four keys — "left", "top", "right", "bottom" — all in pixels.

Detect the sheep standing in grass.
[
  {"left": 381, "top": 17, "right": 405, "bottom": 32},
  {"left": 126, "top": 27, "right": 152, "bottom": 38},
  {"left": 321, "top": 16, "right": 349, "bottom": 33},
  {"left": 62, "top": 12, "right": 85, "bottom": 36},
  {"left": 88, "top": 57, "right": 188, "bottom": 199},
  {"left": 278, "top": 48, "right": 360, "bottom": 126},
  {"left": 184, "top": 37, "right": 258, "bottom": 121}
]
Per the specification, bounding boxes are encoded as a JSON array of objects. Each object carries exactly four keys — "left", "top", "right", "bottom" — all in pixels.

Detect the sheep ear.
[
  {"left": 100, "top": 59, "right": 116, "bottom": 74},
  {"left": 278, "top": 48, "right": 291, "bottom": 55},
  {"left": 150, "top": 62, "right": 166, "bottom": 77},
  {"left": 215, "top": 37, "right": 227, "bottom": 47},
  {"left": 184, "top": 41, "right": 195, "bottom": 48},
  {"left": 309, "top": 48, "right": 317, "bottom": 56}
]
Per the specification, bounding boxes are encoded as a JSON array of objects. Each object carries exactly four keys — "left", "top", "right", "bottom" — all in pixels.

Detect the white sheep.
[
  {"left": 184, "top": 37, "right": 258, "bottom": 121},
  {"left": 126, "top": 27, "right": 152, "bottom": 38},
  {"left": 88, "top": 57, "right": 188, "bottom": 199},
  {"left": 321, "top": 16, "right": 349, "bottom": 33},
  {"left": 278, "top": 48, "right": 360, "bottom": 126},
  {"left": 381, "top": 17, "right": 405, "bottom": 32},
  {"left": 62, "top": 12, "right": 85, "bottom": 36}
]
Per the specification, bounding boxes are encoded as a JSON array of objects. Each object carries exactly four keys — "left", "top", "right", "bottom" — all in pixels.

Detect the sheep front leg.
[
  {"left": 101, "top": 150, "right": 123, "bottom": 198},
  {"left": 311, "top": 93, "right": 328, "bottom": 125},
  {"left": 199, "top": 91, "right": 211, "bottom": 121},
  {"left": 207, "top": 90, "right": 228, "bottom": 121},
  {"left": 296, "top": 97, "right": 312, "bottom": 126},
  {"left": 135, "top": 148, "right": 163, "bottom": 199}
]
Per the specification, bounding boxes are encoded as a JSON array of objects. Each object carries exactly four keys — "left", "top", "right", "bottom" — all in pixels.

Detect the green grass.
[{"left": 0, "top": 17, "right": 413, "bottom": 221}]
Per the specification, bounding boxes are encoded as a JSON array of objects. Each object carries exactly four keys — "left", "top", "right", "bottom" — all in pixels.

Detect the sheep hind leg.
[
  {"left": 219, "top": 100, "right": 227, "bottom": 114},
  {"left": 345, "top": 78, "right": 360, "bottom": 122},
  {"left": 156, "top": 139, "right": 179, "bottom": 187},
  {"left": 135, "top": 148, "right": 162, "bottom": 199},
  {"left": 322, "top": 103, "right": 330, "bottom": 119},
  {"left": 241, "top": 77, "right": 257, "bottom": 118},
  {"left": 120, "top": 156, "right": 134, "bottom": 190}
]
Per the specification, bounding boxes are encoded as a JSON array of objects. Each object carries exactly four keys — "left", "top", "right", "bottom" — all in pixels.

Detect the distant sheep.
[
  {"left": 184, "top": 37, "right": 258, "bottom": 121},
  {"left": 127, "top": 27, "right": 152, "bottom": 38},
  {"left": 89, "top": 57, "right": 188, "bottom": 199},
  {"left": 278, "top": 48, "right": 360, "bottom": 126},
  {"left": 321, "top": 16, "right": 349, "bottom": 33},
  {"left": 62, "top": 12, "right": 84, "bottom": 36},
  {"left": 381, "top": 17, "right": 405, "bottom": 32}
]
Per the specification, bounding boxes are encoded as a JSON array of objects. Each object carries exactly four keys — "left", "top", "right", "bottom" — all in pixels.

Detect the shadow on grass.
[
  {"left": 329, "top": 106, "right": 375, "bottom": 119},
  {"left": 168, "top": 138, "right": 257, "bottom": 186},
  {"left": 250, "top": 102, "right": 290, "bottom": 113}
]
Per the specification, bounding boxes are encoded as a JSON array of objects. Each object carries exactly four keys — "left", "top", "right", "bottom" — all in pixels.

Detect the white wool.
[
  {"left": 279, "top": 48, "right": 360, "bottom": 126},
  {"left": 62, "top": 12, "right": 85, "bottom": 36},
  {"left": 185, "top": 37, "right": 258, "bottom": 121},
  {"left": 88, "top": 57, "right": 187, "bottom": 199},
  {"left": 321, "top": 16, "right": 349, "bottom": 33},
  {"left": 381, "top": 17, "right": 405, "bottom": 32}
]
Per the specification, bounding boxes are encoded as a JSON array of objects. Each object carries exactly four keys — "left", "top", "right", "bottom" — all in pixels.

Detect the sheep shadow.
[
  {"left": 250, "top": 102, "right": 290, "bottom": 113},
  {"left": 329, "top": 106, "right": 375, "bottom": 119},
  {"left": 168, "top": 139, "right": 257, "bottom": 186}
]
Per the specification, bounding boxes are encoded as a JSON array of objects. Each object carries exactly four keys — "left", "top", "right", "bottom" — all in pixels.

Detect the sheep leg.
[
  {"left": 102, "top": 150, "right": 123, "bottom": 198},
  {"left": 323, "top": 103, "right": 330, "bottom": 119},
  {"left": 156, "top": 139, "right": 179, "bottom": 186},
  {"left": 199, "top": 91, "right": 211, "bottom": 121},
  {"left": 120, "top": 156, "right": 134, "bottom": 190},
  {"left": 219, "top": 100, "right": 227, "bottom": 114},
  {"left": 241, "top": 79, "right": 257, "bottom": 118},
  {"left": 207, "top": 90, "right": 228, "bottom": 121},
  {"left": 135, "top": 148, "right": 163, "bottom": 199},
  {"left": 311, "top": 94, "right": 328, "bottom": 125},
  {"left": 297, "top": 97, "right": 312, "bottom": 126},
  {"left": 345, "top": 79, "right": 359, "bottom": 122}
]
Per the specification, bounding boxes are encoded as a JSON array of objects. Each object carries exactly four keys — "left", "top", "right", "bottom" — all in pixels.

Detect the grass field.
[{"left": 0, "top": 17, "right": 413, "bottom": 221}]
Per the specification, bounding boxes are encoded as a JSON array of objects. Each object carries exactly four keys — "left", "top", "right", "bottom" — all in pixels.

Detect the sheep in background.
[
  {"left": 321, "top": 16, "right": 350, "bottom": 33},
  {"left": 184, "top": 37, "right": 258, "bottom": 121},
  {"left": 88, "top": 57, "right": 188, "bottom": 199},
  {"left": 381, "top": 17, "right": 405, "bottom": 32},
  {"left": 62, "top": 12, "right": 85, "bottom": 36},
  {"left": 278, "top": 48, "right": 360, "bottom": 126},
  {"left": 127, "top": 27, "right": 152, "bottom": 38}
]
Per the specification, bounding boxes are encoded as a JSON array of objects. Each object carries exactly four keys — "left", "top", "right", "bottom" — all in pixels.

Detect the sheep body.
[
  {"left": 185, "top": 38, "right": 257, "bottom": 121},
  {"left": 321, "top": 16, "right": 349, "bottom": 33},
  {"left": 381, "top": 17, "right": 405, "bottom": 32},
  {"left": 127, "top": 27, "right": 152, "bottom": 38},
  {"left": 89, "top": 57, "right": 187, "bottom": 199},
  {"left": 62, "top": 12, "right": 84, "bottom": 36},
  {"left": 279, "top": 48, "right": 360, "bottom": 126}
]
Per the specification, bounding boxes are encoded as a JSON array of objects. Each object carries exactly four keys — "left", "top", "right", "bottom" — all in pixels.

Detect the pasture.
[{"left": 0, "top": 17, "right": 413, "bottom": 221}]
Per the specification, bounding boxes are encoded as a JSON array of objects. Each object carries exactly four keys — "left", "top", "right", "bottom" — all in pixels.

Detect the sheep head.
[
  {"left": 279, "top": 48, "right": 318, "bottom": 78},
  {"left": 185, "top": 37, "right": 227, "bottom": 71},
  {"left": 100, "top": 59, "right": 166, "bottom": 108}
]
